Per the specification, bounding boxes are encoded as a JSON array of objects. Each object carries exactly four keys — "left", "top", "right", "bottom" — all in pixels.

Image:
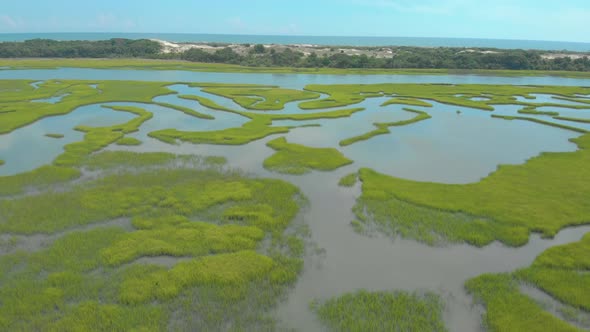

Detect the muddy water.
[{"left": 2, "top": 74, "right": 590, "bottom": 330}]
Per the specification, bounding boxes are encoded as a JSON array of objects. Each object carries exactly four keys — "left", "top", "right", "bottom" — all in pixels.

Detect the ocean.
[{"left": 0, "top": 33, "right": 589, "bottom": 52}]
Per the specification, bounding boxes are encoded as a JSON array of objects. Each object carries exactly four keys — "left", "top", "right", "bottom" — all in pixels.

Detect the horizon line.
[{"left": 0, "top": 32, "right": 589, "bottom": 45}]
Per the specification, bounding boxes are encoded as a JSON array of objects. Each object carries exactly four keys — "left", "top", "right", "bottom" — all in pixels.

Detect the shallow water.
[
  {"left": 2, "top": 71, "right": 590, "bottom": 330},
  {"left": 0, "top": 104, "right": 137, "bottom": 175},
  {"left": 31, "top": 93, "right": 70, "bottom": 104},
  {"left": 3, "top": 68, "right": 590, "bottom": 89}
]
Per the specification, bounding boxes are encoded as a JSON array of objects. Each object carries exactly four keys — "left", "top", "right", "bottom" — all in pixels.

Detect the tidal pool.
[{"left": 2, "top": 71, "right": 590, "bottom": 331}]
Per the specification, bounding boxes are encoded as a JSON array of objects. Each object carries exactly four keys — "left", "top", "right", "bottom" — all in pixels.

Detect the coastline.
[{"left": 2, "top": 58, "right": 590, "bottom": 78}]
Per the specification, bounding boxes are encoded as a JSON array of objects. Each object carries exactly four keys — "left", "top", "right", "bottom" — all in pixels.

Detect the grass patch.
[
  {"left": 355, "top": 133, "right": 590, "bottom": 246},
  {"left": 311, "top": 290, "right": 447, "bottom": 332},
  {"left": 45, "top": 133, "right": 64, "bottom": 139},
  {"left": 0, "top": 165, "right": 81, "bottom": 196},
  {"left": 116, "top": 136, "right": 142, "bottom": 146},
  {"left": 491, "top": 114, "right": 588, "bottom": 133},
  {"left": 382, "top": 97, "right": 433, "bottom": 107},
  {"left": 466, "top": 232, "right": 590, "bottom": 331},
  {"left": 0, "top": 79, "right": 174, "bottom": 135},
  {"left": 263, "top": 137, "right": 353, "bottom": 175},
  {"left": 518, "top": 107, "right": 560, "bottom": 116},
  {"left": 0, "top": 151, "right": 306, "bottom": 330},
  {"left": 149, "top": 107, "right": 364, "bottom": 146},
  {"left": 152, "top": 101, "right": 214, "bottom": 120},
  {"left": 340, "top": 108, "right": 431, "bottom": 146},
  {"left": 339, "top": 172, "right": 358, "bottom": 187},
  {"left": 201, "top": 87, "right": 320, "bottom": 111},
  {"left": 300, "top": 84, "right": 590, "bottom": 111},
  {"left": 3, "top": 58, "right": 590, "bottom": 78},
  {"left": 553, "top": 116, "right": 590, "bottom": 124}
]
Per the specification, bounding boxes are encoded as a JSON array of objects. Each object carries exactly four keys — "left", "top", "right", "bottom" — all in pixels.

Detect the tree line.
[{"left": 1, "top": 38, "right": 589, "bottom": 72}]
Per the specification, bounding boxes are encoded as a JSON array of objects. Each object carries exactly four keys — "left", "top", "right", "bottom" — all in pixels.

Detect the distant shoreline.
[{"left": 1, "top": 32, "right": 589, "bottom": 52}]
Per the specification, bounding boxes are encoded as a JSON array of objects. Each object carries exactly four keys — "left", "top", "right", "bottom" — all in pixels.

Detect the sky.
[{"left": 1, "top": 0, "right": 589, "bottom": 42}]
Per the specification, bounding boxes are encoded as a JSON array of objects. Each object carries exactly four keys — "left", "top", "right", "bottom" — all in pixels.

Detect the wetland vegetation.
[
  {"left": 311, "top": 290, "right": 447, "bottom": 332},
  {"left": 264, "top": 137, "right": 353, "bottom": 175},
  {"left": 1, "top": 75, "right": 590, "bottom": 331}
]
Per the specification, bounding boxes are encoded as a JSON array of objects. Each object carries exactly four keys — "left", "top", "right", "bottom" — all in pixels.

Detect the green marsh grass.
[
  {"left": 299, "top": 83, "right": 590, "bottom": 111},
  {"left": 0, "top": 79, "right": 174, "bottom": 135},
  {"left": 466, "top": 232, "right": 590, "bottom": 331},
  {"left": 312, "top": 290, "right": 447, "bottom": 332},
  {"left": 0, "top": 165, "right": 81, "bottom": 196},
  {"left": 264, "top": 137, "right": 353, "bottom": 175},
  {"left": 340, "top": 108, "right": 431, "bottom": 146},
  {"left": 149, "top": 106, "right": 364, "bottom": 146},
  {"left": 491, "top": 114, "right": 588, "bottom": 133},
  {"left": 152, "top": 101, "right": 214, "bottom": 119},
  {"left": 45, "top": 133, "right": 65, "bottom": 139},
  {"left": 553, "top": 116, "right": 590, "bottom": 124},
  {"left": 517, "top": 107, "right": 560, "bottom": 116},
  {"left": 0, "top": 151, "right": 307, "bottom": 330},
  {"left": 355, "top": 133, "right": 590, "bottom": 246},
  {"left": 116, "top": 136, "right": 142, "bottom": 146},
  {"left": 338, "top": 172, "right": 358, "bottom": 187},
  {"left": 382, "top": 97, "right": 433, "bottom": 107},
  {"left": 202, "top": 87, "right": 320, "bottom": 110},
  {"left": 4, "top": 58, "right": 590, "bottom": 78}
]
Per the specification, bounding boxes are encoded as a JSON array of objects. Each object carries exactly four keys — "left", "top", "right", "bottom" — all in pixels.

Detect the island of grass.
[
  {"left": 339, "top": 108, "right": 431, "bottom": 146},
  {"left": 201, "top": 87, "right": 320, "bottom": 111},
  {"left": 353, "top": 133, "right": 590, "bottom": 247},
  {"left": 263, "top": 137, "right": 353, "bottom": 175},
  {"left": 45, "top": 133, "right": 64, "bottom": 139},
  {"left": 382, "top": 97, "right": 433, "bottom": 108},
  {"left": 311, "top": 290, "right": 447, "bottom": 332},
  {"left": 338, "top": 172, "right": 358, "bottom": 187},
  {"left": 0, "top": 150, "right": 306, "bottom": 330},
  {"left": 149, "top": 101, "right": 364, "bottom": 146},
  {"left": 0, "top": 160, "right": 4, "bottom": 166},
  {"left": 116, "top": 136, "right": 142, "bottom": 146},
  {"left": 466, "top": 231, "right": 590, "bottom": 331}
]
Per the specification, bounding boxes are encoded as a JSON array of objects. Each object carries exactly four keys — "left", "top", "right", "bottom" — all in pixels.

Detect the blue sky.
[{"left": 1, "top": 0, "right": 589, "bottom": 42}]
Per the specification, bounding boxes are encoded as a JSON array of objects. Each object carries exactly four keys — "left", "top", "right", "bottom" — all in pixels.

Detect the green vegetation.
[
  {"left": 340, "top": 108, "right": 431, "bottom": 146},
  {"left": 354, "top": 133, "right": 590, "bottom": 246},
  {"left": 312, "top": 290, "right": 447, "bottom": 332},
  {"left": 517, "top": 107, "right": 560, "bottom": 116},
  {"left": 0, "top": 151, "right": 306, "bottom": 330},
  {"left": 201, "top": 87, "right": 320, "bottom": 110},
  {"left": 0, "top": 79, "right": 173, "bottom": 135},
  {"left": 339, "top": 172, "right": 358, "bottom": 187},
  {"left": 553, "top": 116, "right": 590, "bottom": 124},
  {"left": 263, "top": 137, "right": 353, "bottom": 175},
  {"left": 0, "top": 165, "right": 81, "bottom": 196},
  {"left": 3, "top": 39, "right": 590, "bottom": 74},
  {"left": 466, "top": 232, "right": 590, "bottom": 331},
  {"left": 491, "top": 114, "right": 588, "bottom": 133},
  {"left": 45, "top": 133, "right": 65, "bottom": 139},
  {"left": 54, "top": 105, "right": 153, "bottom": 167},
  {"left": 149, "top": 106, "right": 364, "bottom": 146},
  {"left": 0, "top": 160, "right": 4, "bottom": 166},
  {"left": 382, "top": 97, "right": 433, "bottom": 107},
  {"left": 152, "top": 101, "right": 214, "bottom": 119},
  {"left": 300, "top": 83, "right": 590, "bottom": 110},
  {"left": 116, "top": 136, "right": 142, "bottom": 146},
  {"left": 3, "top": 58, "right": 590, "bottom": 78}
]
